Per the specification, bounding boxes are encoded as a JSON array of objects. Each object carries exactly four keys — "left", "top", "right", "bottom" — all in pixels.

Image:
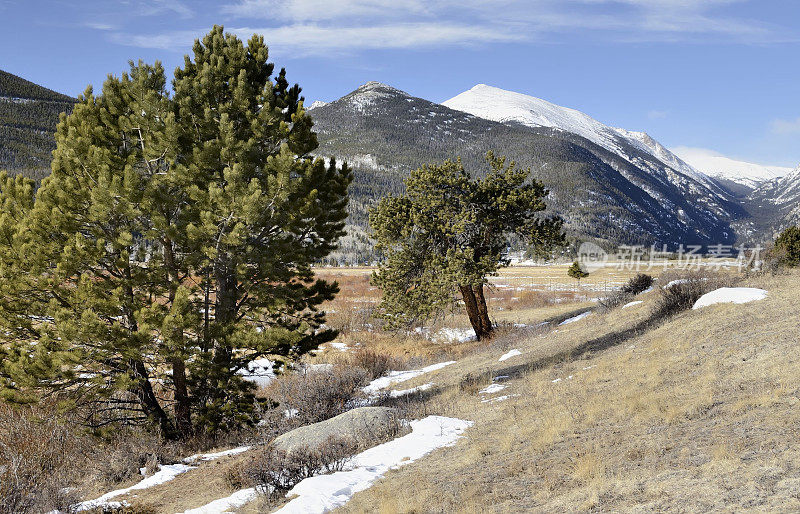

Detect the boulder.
[{"left": 272, "top": 407, "right": 400, "bottom": 455}]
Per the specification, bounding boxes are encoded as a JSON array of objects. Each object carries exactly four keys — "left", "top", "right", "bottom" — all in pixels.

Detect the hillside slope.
[
  {"left": 0, "top": 69, "right": 74, "bottom": 179},
  {"left": 312, "top": 82, "right": 745, "bottom": 249},
  {"left": 341, "top": 271, "right": 800, "bottom": 512}
]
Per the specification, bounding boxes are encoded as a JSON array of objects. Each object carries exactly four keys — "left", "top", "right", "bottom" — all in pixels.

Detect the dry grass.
[
  {"left": 62, "top": 264, "right": 777, "bottom": 513},
  {"left": 339, "top": 270, "right": 800, "bottom": 513}
]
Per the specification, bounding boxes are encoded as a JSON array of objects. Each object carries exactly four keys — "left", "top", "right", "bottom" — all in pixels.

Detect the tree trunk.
[
  {"left": 459, "top": 285, "right": 490, "bottom": 341},
  {"left": 130, "top": 358, "right": 175, "bottom": 438},
  {"left": 162, "top": 236, "right": 193, "bottom": 438},
  {"left": 171, "top": 357, "right": 193, "bottom": 438},
  {"left": 473, "top": 284, "right": 493, "bottom": 337},
  {"left": 213, "top": 258, "right": 238, "bottom": 368}
]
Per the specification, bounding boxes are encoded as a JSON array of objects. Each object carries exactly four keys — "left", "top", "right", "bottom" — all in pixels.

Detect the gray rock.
[{"left": 271, "top": 407, "right": 400, "bottom": 455}]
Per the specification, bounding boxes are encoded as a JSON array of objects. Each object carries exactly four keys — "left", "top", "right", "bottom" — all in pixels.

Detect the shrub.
[
  {"left": 343, "top": 349, "right": 405, "bottom": 380},
  {"left": 244, "top": 436, "right": 359, "bottom": 495},
  {"left": 90, "top": 430, "right": 180, "bottom": 487},
  {"left": 263, "top": 367, "right": 369, "bottom": 427},
  {"left": 597, "top": 290, "right": 634, "bottom": 312},
  {"left": 598, "top": 273, "right": 653, "bottom": 311},
  {"left": 0, "top": 405, "right": 86, "bottom": 514},
  {"left": 622, "top": 273, "right": 654, "bottom": 295},
  {"left": 652, "top": 271, "right": 729, "bottom": 319}
]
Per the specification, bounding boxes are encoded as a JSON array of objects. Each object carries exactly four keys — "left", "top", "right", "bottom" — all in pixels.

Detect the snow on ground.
[
  {"left": 622, "top": 300, "right": 643, "bottom": 309},
  {"left": 498, "top": 349, "right": 521, "bottom": 362},
  {"left": 273, "top": 416, "right": 472, "bottom": 513},
  {"left": 432, "top": 327, "right": 476, "bottom": 343},
  {"left": 362, "top": 361, "right": 456, "bottom": 395},
  {"left": 692, "top": 287, "right": 767, "bottom": 310},
  {"left": 184, "top": 446, "right": 252, "bottom": 463},
  {"left": 559, "top": 311, "right": 592, "bottom": 325},
  {"left": 75, "top": 464, "right": 195, "bottom": 511},
  {"left": 412, "top": 326, "right": 476, "bottom": 344},
  {"left": 479, "top": 383, "right": 507, "bottom": 395},
  {"left": 180, "top": 487, "right": 259, "bottom": 514},
  {"left": 664, "top": 279, "right": 689, "bottom": 288},
  {"left": 329, "top": 342, "right": 349, "bottom": 351},
  {"left": 237, "top": 358, "right": 275, "bottom": 388},
  {"left": 390, "top": 382, "right": 434, "bottom": 398},
  {"left": 481, "top": 394, "right": 518, "bottom": 404}
]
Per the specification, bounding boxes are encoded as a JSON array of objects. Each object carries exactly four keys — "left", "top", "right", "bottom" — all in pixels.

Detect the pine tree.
[
  {"left": 774, "top": 225, "right": 800, "bottom": 267},
  {"left": 0, "top": 27, "right": 351, "bottom": 438},
  {"left": 567, "top": 261, "right": 589, "bottom": 282},
  {"left": 370, "top": 152, "right": 563, "bottom": 340}
]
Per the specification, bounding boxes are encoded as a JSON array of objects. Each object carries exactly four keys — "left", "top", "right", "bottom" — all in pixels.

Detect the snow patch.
[
  {"left": 389, "top": 382, "right": 433, "bottom": 397},
  {"left": 180, "top": 487, "right": 258, "bottom": 514},
  {"left": 622, "top": 300, "right": 643, "bottom": 309},
  {"left": 273, "top": 416, "right": 472, "bottom": 513},
  {"left": 236, "top": 358, "right": 275, "bottom": 388},
  {"left": 479, "top": 383, "right": 507, "bottom": 395},
  {"left": 183, "top": 446, "right": 251, "bottom": 463},
  {"left": 362, "top": 361, "right": 455, "bottom": 395},
  {"left": 75, "top": 464, "right": 195, "bottom": 511},
  {"left": 498, "top": 349, "right": 521, "bottom": 362},
  {"left": 692, "top": 287, "right": 767, "bottom": 310},
  {"left": 559, "top": 311, "right": 592, "bottom": 325}
]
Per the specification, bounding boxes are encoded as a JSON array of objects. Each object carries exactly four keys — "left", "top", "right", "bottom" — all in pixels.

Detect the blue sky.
[{"left": 1, "top": 0, "right": 799, "bottom": 166}]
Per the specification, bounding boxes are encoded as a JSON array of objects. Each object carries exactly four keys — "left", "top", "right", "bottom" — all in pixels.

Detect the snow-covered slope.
[
  {"left": 442, "top": 84, "right": 712, "bottom": 187},
  {"left": 671, "top": 147, "right": 792, "bottom": 189}
]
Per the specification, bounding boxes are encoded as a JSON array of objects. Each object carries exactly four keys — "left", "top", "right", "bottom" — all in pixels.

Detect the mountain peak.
[
  {"left": 443, "top": 84, "right": 713, "bottom": 187},
  {"left": 355, "top": 81, "right": 409, "bottom": 96}
]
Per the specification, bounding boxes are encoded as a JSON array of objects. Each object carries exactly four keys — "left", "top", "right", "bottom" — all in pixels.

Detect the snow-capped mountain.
[
  {"left": 443, "top": 84, "right": 713, "bottom": 188},
  {"left": 310, "top": 81, "right": 745, "bottom": 248},
  {"left": 671, "top": 146, "right": 793, "bottom": 189},
  {"left": 307, "top": 100, "right": 328, "bottom": 111}
]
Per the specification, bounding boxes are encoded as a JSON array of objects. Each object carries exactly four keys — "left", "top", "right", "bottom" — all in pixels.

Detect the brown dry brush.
[
  {"left": 0, "top": 404, "right": 87, "bottom": 514},
  {"left": 261, "top": 366, "right": 370, "bottom": 428}
]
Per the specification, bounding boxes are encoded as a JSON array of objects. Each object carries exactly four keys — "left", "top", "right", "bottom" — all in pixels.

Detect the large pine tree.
[
  {"left": 0, "top": 27, "right": 351, "bottom": 438},
  {"left": 370, "top": 153, "right": 563, "bottom": 340}
]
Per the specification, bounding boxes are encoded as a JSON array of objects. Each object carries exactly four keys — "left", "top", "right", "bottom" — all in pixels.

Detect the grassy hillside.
[
  {"left": 341, "top": 271, "right": 799, "bottom": 512},
  {"left": 0, "top": 69, "right": 74, "bottom": 180},
  {"left": 59, "top": 266, "right": 800, "bottom": 513}
]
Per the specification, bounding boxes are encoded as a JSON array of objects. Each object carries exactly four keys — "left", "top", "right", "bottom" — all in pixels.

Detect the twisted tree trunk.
[{"left": 459, "top": 285, "right": 493, "bottom": 341}]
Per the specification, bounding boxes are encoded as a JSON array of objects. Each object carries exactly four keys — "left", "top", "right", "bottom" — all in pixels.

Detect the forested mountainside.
[
  {"left": 2, "top": 71, "right": 796, "bottom": 254},
  {"left": 0, "top": 69, "right": 74, "bottom": 179},
  {"left": 311, "top": 82, "right": 745, "bottom": 251},
  {"left": 734, "top": 167, "right": 800, "bottom": 240}
]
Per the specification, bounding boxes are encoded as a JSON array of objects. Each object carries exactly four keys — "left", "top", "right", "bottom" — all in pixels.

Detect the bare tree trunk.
[
  {"left": 171, "top": 357, "right": 193, "bottom": 438},
  {"left": 459, "top": 285, "right": 490, "bottom": 340},
  {"left": 130, "top": 358, "right": 175, "bottom": 438},
  {"left": 162, "top": 236, "right": 193, "bottom": 438},
  {"left": 473, "top": 283, "right": 493, "bottom": 337}
]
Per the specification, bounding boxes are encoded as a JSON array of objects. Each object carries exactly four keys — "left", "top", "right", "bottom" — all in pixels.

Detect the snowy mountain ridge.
[
  {"left": 671, "top": 146, "right": 794, "bottom": 189},
  {"left": 442, "top": 84, "right": 713, "bottom": 188}
]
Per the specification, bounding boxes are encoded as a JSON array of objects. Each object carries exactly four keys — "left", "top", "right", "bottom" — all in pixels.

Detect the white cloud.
[
  {"left": 113, "top": 22, "right": 522, "bottom": 53},
  {"left": 111, "top": 0, "right": 794, "bottom": 54},
  {"left": 222, "top": 0, "right": 430, "bottom": 22},
  {"left": 771, "top": 117, "right": 800, "bottom": 135},
  {"left": 647, "top": 109, "right": 669, "bottom": 119}
]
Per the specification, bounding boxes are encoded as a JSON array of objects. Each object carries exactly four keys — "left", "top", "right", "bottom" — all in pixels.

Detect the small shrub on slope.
[
  {"left": 622, "top": 273, "right": 654, "bottom": 295},
  {"left": 0, "top": 405, "right": 85, "bottom": 514},
  {"left": 262, "top": 367, "right": 369, "bottom": 427},
  {"left": 599, "top": 273, "right": 653, "bottom": 311},
  {"left": 653, "top": 271, "right": 731, "bottom": 320},
  {"left": 243, "top": 436, "right": 359, "bottom": 496}
]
